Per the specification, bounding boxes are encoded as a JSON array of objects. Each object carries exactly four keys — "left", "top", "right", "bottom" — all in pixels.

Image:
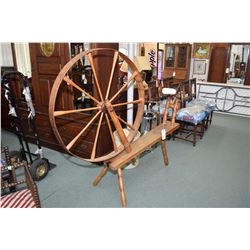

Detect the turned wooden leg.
[
  {"left": 161, "top": 140, "right": 169, "bottom": 166},
  {"left": 93, "top": 163, "right": 109, "bottom": 186},
  {"left": 117, "top": 167, "right": 126, "bottom": 207}
]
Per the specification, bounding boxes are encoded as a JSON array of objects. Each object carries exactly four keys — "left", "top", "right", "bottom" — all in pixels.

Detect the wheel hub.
[
  {"left": 100, "top": 100, "right": 112, "bottom": 113},
  {"left": 101, "top": 103, "right": 107, "bottom": 113},
  {"left": 36, "top": 165, "right": 46, "bottom": 177}
]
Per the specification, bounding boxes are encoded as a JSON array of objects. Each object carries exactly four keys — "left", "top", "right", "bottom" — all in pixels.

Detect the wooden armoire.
[{"left": 1, "top": 43, "right": 119, "bottom": 160}]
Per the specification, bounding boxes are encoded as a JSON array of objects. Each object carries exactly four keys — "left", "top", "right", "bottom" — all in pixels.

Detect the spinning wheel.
[{"left": 49, "top": 48, "right": 145, "bottom": 163}]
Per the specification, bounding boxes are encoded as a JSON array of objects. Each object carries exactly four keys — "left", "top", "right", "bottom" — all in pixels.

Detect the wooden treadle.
[{"left": 109, "top": 121, "right": 180, "bottom": 170}]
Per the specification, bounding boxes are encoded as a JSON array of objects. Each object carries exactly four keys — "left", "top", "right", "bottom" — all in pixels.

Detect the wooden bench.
[{"left": 92, "top": 92, "right": 179, "bottom": 207}]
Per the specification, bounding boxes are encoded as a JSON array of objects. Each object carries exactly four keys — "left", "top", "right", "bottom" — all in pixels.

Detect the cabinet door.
[
  {"left": 177, "top": 45, "right": 189, "bottom": 68},
  {"left": 208, "top": 43, "right": 230, "bottom": 83},
  {"left": 91, "top": 43, "right": 119, "bottom": 99},
  {"left": 165, "top": 45, "right": 175, "bottom": 67},
  {"left": 29, "top": 43, "right": 73, "bottom": 113}
]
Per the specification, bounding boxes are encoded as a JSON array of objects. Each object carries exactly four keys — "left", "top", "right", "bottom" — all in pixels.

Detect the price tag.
[{"left": 161, "top": 129, "right": 166, "bottom": 140}]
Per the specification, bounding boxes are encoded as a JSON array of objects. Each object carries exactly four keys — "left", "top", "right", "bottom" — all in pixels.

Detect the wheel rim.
[
  {"left": 36, "top": 164, "right": 47, "bottom": 177},
  {"left": 49, "top": 48, "right": 145, "bottom": 163}
]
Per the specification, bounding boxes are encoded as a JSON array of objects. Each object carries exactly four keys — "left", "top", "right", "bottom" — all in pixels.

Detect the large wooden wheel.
[{"left": 49, "top": 48, "right": 145, "bottom": 163}]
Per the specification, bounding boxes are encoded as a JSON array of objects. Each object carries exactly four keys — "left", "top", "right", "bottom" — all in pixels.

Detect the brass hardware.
[{"left": 40, "top": 43, "right": 55, "bottom": 57}]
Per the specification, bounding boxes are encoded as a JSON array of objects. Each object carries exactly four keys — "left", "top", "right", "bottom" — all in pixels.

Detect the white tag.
[
  {"left": 161, "top": 129, "right": 166, "bottom": 140},
  {"left": 7, "top": 165, "right": 12, "bottom": 170}
]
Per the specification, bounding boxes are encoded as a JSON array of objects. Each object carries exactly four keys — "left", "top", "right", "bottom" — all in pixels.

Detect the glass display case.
[{"left": 164, "top": 43, "right": 191, "bottom": 82}]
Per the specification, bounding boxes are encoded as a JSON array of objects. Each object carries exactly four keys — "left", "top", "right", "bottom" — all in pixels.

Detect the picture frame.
[
  {"left": 193, "top": 59, "right": 206, "bottom": 75},
  {"left": 193, "top": 43, "right": 210, "bottom": 59}
]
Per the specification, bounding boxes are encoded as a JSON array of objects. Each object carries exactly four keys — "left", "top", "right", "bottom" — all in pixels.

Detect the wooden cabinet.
[
  {"left": 164, "top": 43, "right": 191, "bottom": 82},
  {"left": 26, "top": 43, "right": 72, "bottom": 152},
  {"left": 1, "top": 43, "right": 120, "bottom": 160}
]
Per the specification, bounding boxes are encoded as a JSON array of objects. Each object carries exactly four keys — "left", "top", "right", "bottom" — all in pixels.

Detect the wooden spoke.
[
  {"left": 105, "top": 113, "right": 118, "bottom": 152},
  {"left": 66, "top": 110, "right": 101, "bottom": 150},
  {"left": 117, "top": 116, "right": 135, "bottom": 131},
  {"left": 112, "top": 99, "right": 143, "bottom": 108},
  {"left": 109, "top": 71, "right": 137, "bottom": 103},
  {"left": 91, "top": 112, "right": 104, "bottom": 160},
  {"left": 63, "top": 76, "right": 100, "bottom": 104},
  {"left": 105, "top": 51, "right": 119, "bottom": 100},
  {"left": 54, "top": 106, "right": 100, "bottom": 117},
  {"left": 87, "top": 53, "right": 104, "bottom": 102}
]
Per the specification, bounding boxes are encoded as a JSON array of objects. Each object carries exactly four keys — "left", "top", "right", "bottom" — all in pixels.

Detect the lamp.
[
  {"left": 134, "top": 56, "right": 152, "bottom": 72},
  {"left": 120, "top": 56, "right": 151, "bottom": 73}
]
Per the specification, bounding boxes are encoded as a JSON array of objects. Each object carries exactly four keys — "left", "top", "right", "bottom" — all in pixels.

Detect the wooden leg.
[
  {"left": 202, "top": 121, "right": 204, "bottom": 139},
  {"left": 93, "top": 163, "right": 109, "bottom": 186},
  {"left": 200, "top": 121, "right": 204, "bottom": 139},
  {"left": 117, "top": 168, "right": 126, "bottom": 207},
  {"left": 205, "top": 116, "right": 209, "bottom": 130},
  {"left": 179, "top": 125, "right": 183, "bottom": 135},
  {"left": 209, "top": 111, "right": 213, "bottom": 124},
  {"left": 161, "top": 140, "right": 169, "bottom": 166},
  {"left": 193, "top": 125, "right": 197, "bottom": 147}
]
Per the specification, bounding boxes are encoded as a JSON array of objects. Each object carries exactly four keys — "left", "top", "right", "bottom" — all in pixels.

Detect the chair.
[
  {"left": 1, "top": 147, "right": 41, "bottom": 208},
  {"left": 147, "top": 77, "right": 181, "bottom": 125},
  {"left": 174, "top": 78, "right": 215, "bottom": 146},
  {"left": 187, "top": 78, "right": 214, "bottom": 129}
]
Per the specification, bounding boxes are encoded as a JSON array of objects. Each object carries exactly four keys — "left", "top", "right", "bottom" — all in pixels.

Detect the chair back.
[
  {"left": 180, "top": 78, "right": 197, "bottom": 107},
  {"left": 1, "top": 147, "right": 41, "bottom": 208},
  {"left": 161, "top": 88, "right": 179, "bottom": 126}
]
